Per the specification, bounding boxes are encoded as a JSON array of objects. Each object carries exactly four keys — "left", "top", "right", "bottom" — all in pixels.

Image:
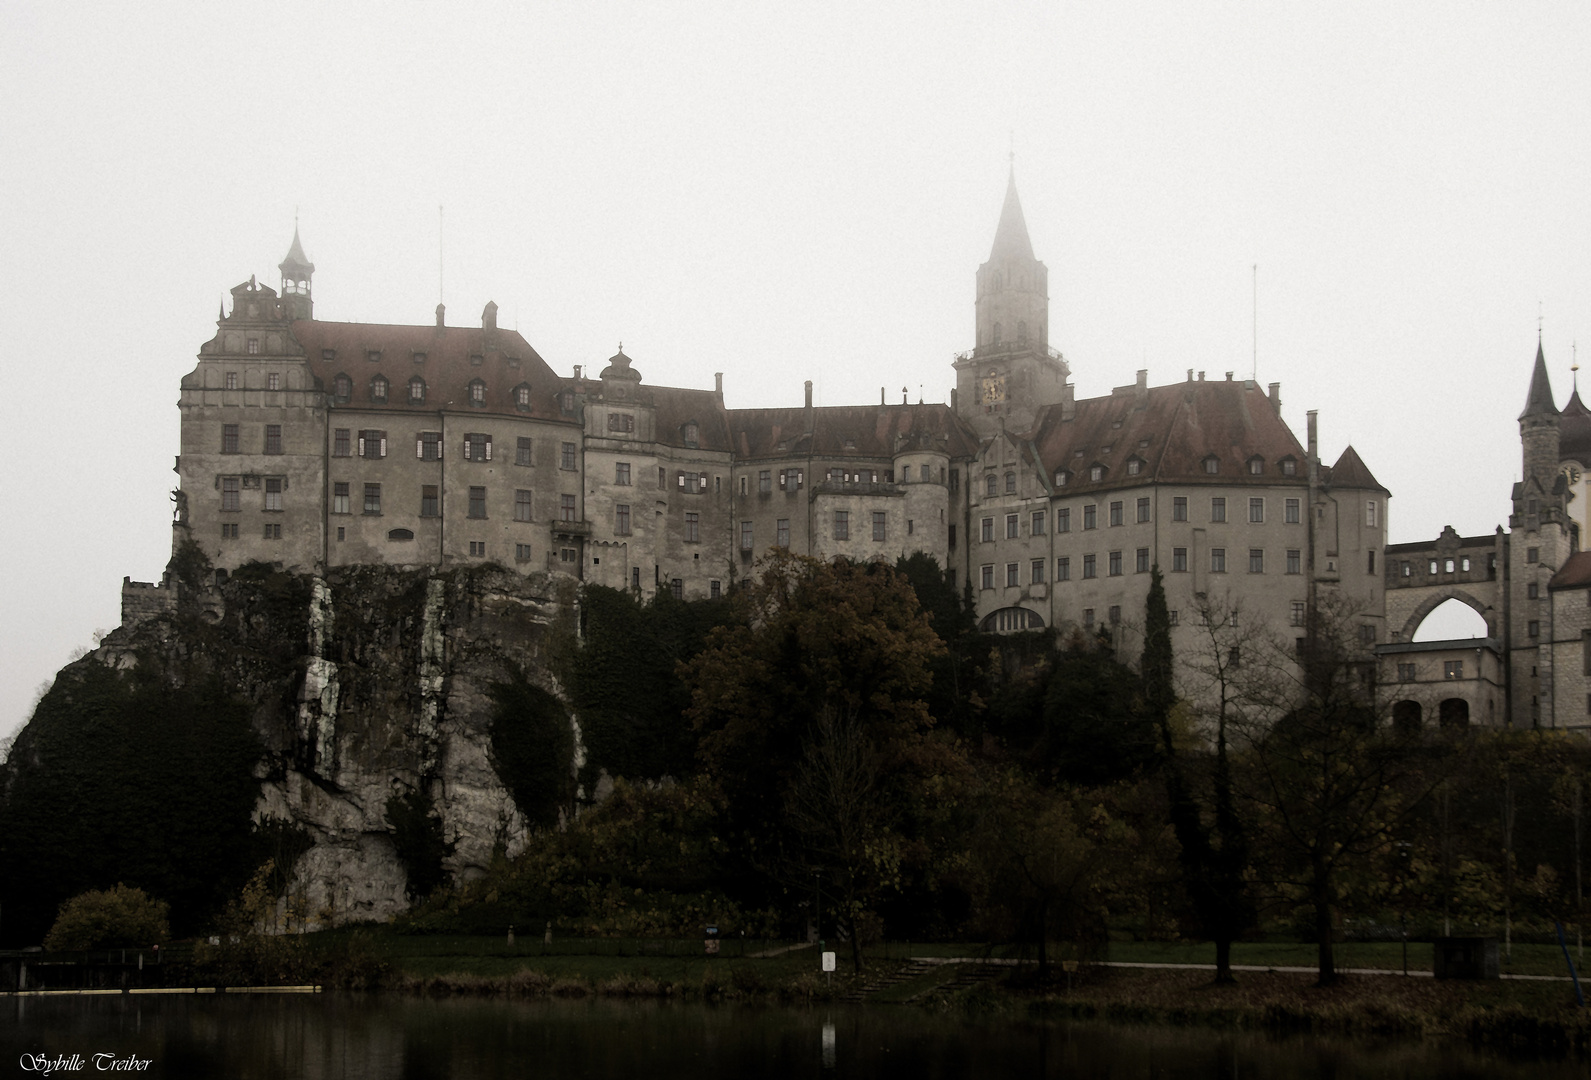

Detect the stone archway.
[
  {"left": 1401, "top": 589, "right": 1496, "bottom": 642},
  {"left": 1439, "top": 698, "right": 1471, "bottom": 730},
  {"left": 1392, "top": 700, "right": 1422, "bottom": 734}
]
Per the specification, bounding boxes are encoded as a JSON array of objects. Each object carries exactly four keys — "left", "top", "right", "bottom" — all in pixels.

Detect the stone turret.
[{"left": 278, "top": 226, "right": 314, "bottom": 321}]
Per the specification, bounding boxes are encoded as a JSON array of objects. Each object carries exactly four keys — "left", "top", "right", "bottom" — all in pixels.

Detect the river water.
[{"left": 1, "top": 993, "right": 1583, "bottom": 1079}]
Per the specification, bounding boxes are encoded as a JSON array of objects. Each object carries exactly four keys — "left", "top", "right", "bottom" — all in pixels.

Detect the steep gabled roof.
[
  {"left": 1323, "top": 445, "right": 1387, "bottom": 493},
  {"left": 1027, "top": 377, "right": 1306, "bottom": 492},
  {"left": 726, "top": 403, "right": 980, "bottom": 461}
]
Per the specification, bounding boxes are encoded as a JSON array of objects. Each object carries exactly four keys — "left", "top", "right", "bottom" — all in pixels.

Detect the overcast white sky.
[{"left": 3, "top": 1, "right": 1589, "bottom": 744}]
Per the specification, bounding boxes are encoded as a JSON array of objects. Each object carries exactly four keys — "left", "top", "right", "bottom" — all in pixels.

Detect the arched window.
[
  {"left": 985, "top": 474, "right": 998, "bottom": 497},
  {"left": 1004, "top": 471, "right": 1016, "bottom": 494},
  {"left": 468, "top": 378, "right": 487, "bottom": 406},
  {"left": 408, "top": 376, "right": 426, "bottom": 404},
  {"left": 370, "top": 375, "right": 389, "bottom": 403}
]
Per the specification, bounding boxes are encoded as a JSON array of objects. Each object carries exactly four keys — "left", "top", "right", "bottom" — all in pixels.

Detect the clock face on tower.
[{"left": 979, "top": 372, "right": 1006, "bottom": 405}]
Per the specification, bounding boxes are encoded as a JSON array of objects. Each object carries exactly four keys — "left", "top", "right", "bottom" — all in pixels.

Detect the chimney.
[
  {"left": 1307, "top": 410, "right": 1319, "bottom": 481},
  {"left": 902, "top": 386, "right": 909, "bottom": 404},
  {"left": 804, "top": 380, "right": 814, "bottom": 432},
  {"left": 1225, "top": 371, "right": 1234, "bottom": 381},
  {"left": 950, "top": 387, "right": 958, "bottom": 412},
  {"left": 1268, "top": 382, "right": 1281, "bottom": 414},
  {"left": 1061, "top": 382, "right": 1076, "bottom": 422},
  {"left": 714, "top": 372, "right": 723, "bottom": 396},
  {"left": 1187, "top": 369, "right": 1194, "bottom": 382},
  {"left": 805, "top": 380, "right": 813, "bottom": 409},
  {"left": 482, "top": 301, "right": 498, "bottom": 332},
  {"left": 1198, "top": 371, "right": 1206, "bottom": 381},
  {"left": 1136, "top": 369, "right": 1147, "bottom": 390},
  {"left": 881, "top": 387, "right": 886, "bottom": 405},
  {"left": 435, "top": 303, "right": 445, "bottom": 328},
  {"left": 573, "top": 364, "right": 582, "bottom": 380}
]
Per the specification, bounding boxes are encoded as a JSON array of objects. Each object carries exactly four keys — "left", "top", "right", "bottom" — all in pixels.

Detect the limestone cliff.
[{"left": 96, "top": 561, "right": 576, "bottom": 928}]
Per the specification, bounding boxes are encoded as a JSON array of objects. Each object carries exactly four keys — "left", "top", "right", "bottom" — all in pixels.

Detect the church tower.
[
  {"left": 278, "top": 226, "right": 314, "bottom": 322},
  {"left": 954, "top": 168, "right": 1069, "bottom": 438}
]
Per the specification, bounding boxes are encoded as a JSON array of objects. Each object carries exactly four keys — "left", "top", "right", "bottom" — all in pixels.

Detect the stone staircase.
[
  {"left": 903, "top": 962, "right": 1005, "bottom": 1002},
  {"left": 837, "top": 959, "right": 936, "bottom": 1003}
]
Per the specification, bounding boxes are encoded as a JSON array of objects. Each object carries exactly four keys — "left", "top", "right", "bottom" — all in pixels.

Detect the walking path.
[
  {"left": 747, "top": 941, "right": 815, "bottom": 959},
  {"left": 910, "top": 956, "right": 1578, "bottom": 982}
]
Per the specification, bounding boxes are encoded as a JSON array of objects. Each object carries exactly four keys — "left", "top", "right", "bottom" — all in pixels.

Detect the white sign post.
[{"left": 822, "top": 949, "right": 836, "bottom": 988}]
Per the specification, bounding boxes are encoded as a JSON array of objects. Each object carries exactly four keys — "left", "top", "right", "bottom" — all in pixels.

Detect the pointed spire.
[
  {"left": 988, "top": 166, "right": 1035, "bottom": 262},
  {"left": 1520, "top": 340, "right": 1560, "bottom": 420},
  {"left": 282, "top": 224, "right": 311, "bottom": 271}
]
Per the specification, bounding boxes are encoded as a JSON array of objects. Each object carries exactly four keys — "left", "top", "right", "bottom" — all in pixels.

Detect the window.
[
  {"left": 659, "top": 466, "right": 668, "bottom": 489},
  {"left": 671, "top": 579, "right": 683, "bottom": 600},
  {"left": 608, "top": 412, "right": 634, "bottom": 432},
  {"left": 1006, "top": 562, "right": 1019, "bottom": 587},
  {"left": 1172, "top": 497, "right": 1187, "bottom": 522},
  {"left": 221, "top": 423, "right": 239, "bottom": 454},
  {"left": 221, "top": 523, "right": 238, "bottom": 539},
  {"left": 1527, "top": 547, "right": 1539, "bottom": 564},
  {"left": 981, "top": 517, "right": 994, "bottom": 542},
  {"left": 265, "top": 425, "right": 283, "bottom": 454},
  {"left": 1083, "top": 554, "right": 1097, "bottom": 579},
  {"left": 1137, "top": 497, "right": 1150, "bottom": 523},
  {"left": 363, "top": 483, "right": 381, "bottom": 514},
  {"left": 1084, "top": 504, "right": 1097, "bottom": 530},
  {"left": 1084, "top": 608, "right": 1095, "bottom": 629},
  {"left": 421, "top": 485, "right": 438, "bottom": 517},
  {"left": 678, "top": 471, "right": 707, "bottom": 492},
  {"left": 1461, "top": 557, "right": 1471, "bottom": 572},
  {"left": 1248, "top": 457, "right": 1264, "bottom": 476},
  {"left": 1031, "top": 558, "right": 1045, "bottom": 584},
  {"left": 359, "top": 430, "right": 387, "bottom": 458},
  {"left": 1006, "top": 514, "right": 1019, "bottom": 539},
  {"left": 1366, "top": 500, "right": 1378, "bottom": 527},
  {"left": 409, "top": 377, "right": 426, "bottom": 404},
  {"left": 1529, "top": 620, "right": 1540, "bottom": 638},
  {"left": 263, "top": 523, "right": 281, "bottom": 539},
  {"left": 1429, "top": 560, "right": 1439, "bottom": 575},
  {"left": 1292, "top": 602, "right": 1306, "bottom": 627},
  {"left": 462, "top": 433, "right": 492, "bottom": 461},
  {"left": 1285, "top": 498, "right": 1300, "bottom": 524},
  {"left": 1089, "top": 465, "right": 1104, "bottom": 482},
  {"left": 834, "top": 511, "right": 850, "bottom": 540},
  {"left": 981, "top": 564, "right": 994, "bottom": 589},
  {"left": 265, "top": 370, "right": 278, "bottom": 388},
  {"left": 742, "top": 521, "right": 755, "bottom": 550},
  {"left": 710, "top": 580, "right": 722, "bottom": 600},
  {"left": 1127, "top": 458, "right": 1142, "bottom": 476},
  {"left": 1360, "top": 624, "right": 1377, "bottom": 644},
  {"left": 560, "top": 442, "right": 576, "bottom": 470},
  {"left": 1368, "top": 549, "right": 1376, "bottom": 574},
  {"left": 683, "top": 423, "right": 699, "bottom": 448},
  {"left": 1281, "top": 458, "right": 1297, "bottom": 476},
  {"left": 466, "top": 487, "right": 486, "bottom": 519},
  {"left": 1287, "top": 548, "right": 1301, "bottom": 574},
  {"left": 560, "top": 494, "right": 576, "bottom": 522},
  {"left": 1172, "top": 547, "right": 1187, "bottom": 572},
  {"left": 1005, "top": 471, "right": 1016, "bottom": 494},
  {"left": 1445, "top": 661, "right": 1464, "bottom": 679},
  {"left": 333, "top": 428, "right": 350, "bottom": 457},
  {"left": 1057, "top": 508, "right": 1070, "bottom": 533},
  {"left": 516, "top": 543, "right": 533, "bottom": 562},
  {"left": 225, "top": 371, "right": 238, "bottom": 390},
  {"left": 332, "top": 482, "right": 350, "bottom": 515},
  {"left": 469, "top": 541, "right": 486, "bottom": 557},
  {"left": 1249, "top": 548, "right": 1264, "bottom": 573},
  {"left": 1398, "top": 662, "right": 1416, "bottom": 682},
  {"left": 1203, "top": 456, "right": 1219, "bottom": 475},
  {"left": 514, "top": 489, "right": 533, "bottom": 522},
  {"left": 516, "top": 386, "right": 532, "bottom": 410},
  {"left": 1109, "top": 551, "right": 1122, "bottom": 576},
  {"left": 873, "top": 512, "right": 887, "bottom": 542},
  {"left": 507, "top": 437, "right": 528, "bottom": 467},
  {"left": 560, "top": 392, "right": 575, "bottom": 415},
  {"left": 1211, "top": 548, "right": 1226, "bottom": 573},
  {"left": 1057, "top": 557, "right": 1070, "bottom": 581},
  {"left": 264, "top": 477, "right": 283, "bottom": 511},
  {"left": 683, "top": 511, "right": 700, "bottom": 542},
  {"left": 222, "top": 477, "right": 240, "bottom": 512},
  {"left": 1529, "top": 582, "right": 1540, "bottom": 599},
  {"left": 1054, "top": 469, "right": 1068, "bottom": 487},
  {"left": 1136, "top": 547, "right": 1150, "bottom": 573},
  {"left": 776, "top": 519, "right": 790, "bottom": 548},
  {"left": 1110, "top": 501, "right": 1123, "bottom": 527},
  {"left": 417, "top": 431, "right": 442, "bottom": 461},
  {"left": 614, "top": 461, "right": 631, "bottom": 485},
  {"left": 1211, "top": 497, "right": 1226, "bottom": 523},
  {"left": 1168, "top": 610, "right": 1178, "bottom": 626},
  {"left": 985, "top": 474, "right": 998, "bottom": 497},
  {"left": 615, "top": 503, "right": 630, "bottom": 534},
  {"left": 756, "top": 470, "right": 772, "bottom": 494},
  {"left": 1249, "top": 498, "right": 1264, "bottom": 523},
  {"left": 1109, "top": 605, "right": 1121, "bottom": 626},
  {"left": 371, "top": 376, "right": 388, "bottom": 403}
]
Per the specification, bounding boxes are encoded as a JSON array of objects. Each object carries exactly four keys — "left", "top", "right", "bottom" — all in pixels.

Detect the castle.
[{"left": 151, "top": 173, "right": 1585, "bottom": 730}]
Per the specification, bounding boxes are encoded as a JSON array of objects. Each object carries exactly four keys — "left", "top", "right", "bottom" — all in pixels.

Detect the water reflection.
[{"left": 0, "top": 993, "right": 1583, "bottom": 1080}]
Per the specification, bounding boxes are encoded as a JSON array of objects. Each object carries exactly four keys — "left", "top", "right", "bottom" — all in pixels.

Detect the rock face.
[{"left": 107, "top": 562, "right": 574, "bottom": 927}]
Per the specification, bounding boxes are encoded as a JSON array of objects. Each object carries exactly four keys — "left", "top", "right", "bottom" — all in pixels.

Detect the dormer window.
[
  {"left": 1280, "top": 457, "right": 1297, "bottom": 477},
  {"left": 683, "top": 422, "right": 700, "bottom": 449},
  {"left": 514, "top": 384, "right": 532, "bottom": 411},
  {"left": 468, "top": 379, "right": 486, "bottom": 407},
  {"left": 367, "top": 350, "right": 382, "bottom": 363},
  {"left": 1202, "top": 455, "right": 1220, "bottom": 475},
  {"left": 412, "top": 352, "right": 427, "bottom": 364},
  {"left": 408, "top": 376, "right": 426, "bottom": 404},
  {"left": 470, "top": 354, "right": 485, "bottom": 367},
  {"left": 1248, "top": 456, "right": 1265, "bottom": 476},
  {"left": 1054, "top": 469, "right": 1068, "bottom": 487},
  {"left": 370, "top": 375, "right": 388, "bottom": 403},
  {"left": 1126, "top": 457, "right": 1143, "bottom": 476},
  {"left": 559, "top": 392, "right": 575, "bottom": 415},
  {"left": 1089, "top": 464, "right": 1104, "bottom": 482},
  {"left": 321, "top": 349, "right": 337, "bottom": 361},
  {"left": 333, "top": 374, "right": 352, "bottom": 403}
]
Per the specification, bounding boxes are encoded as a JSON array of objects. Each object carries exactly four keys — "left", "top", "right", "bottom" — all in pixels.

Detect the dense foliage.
[{"left": 43, "top": 884, "right": 171, "bottom": 951}]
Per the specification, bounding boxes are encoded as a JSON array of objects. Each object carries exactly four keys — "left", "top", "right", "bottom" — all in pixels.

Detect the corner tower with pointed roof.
[
  {"left": 279, "top": 226, "right": 314, "bottom": 322},
  {"left": 954, "top": 169, "right": 1069, "bottom": 439}
]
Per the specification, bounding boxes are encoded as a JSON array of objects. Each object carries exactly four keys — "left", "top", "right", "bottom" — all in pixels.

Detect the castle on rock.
[{"left": 152, "top": 174, "right": 1586, "bottom": 731}]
